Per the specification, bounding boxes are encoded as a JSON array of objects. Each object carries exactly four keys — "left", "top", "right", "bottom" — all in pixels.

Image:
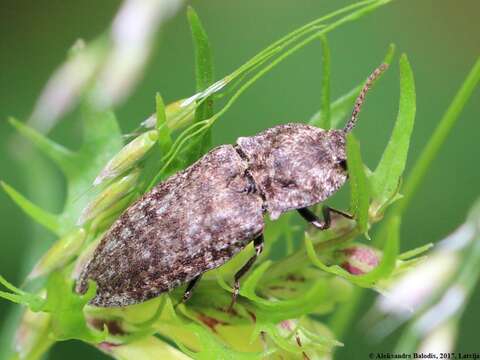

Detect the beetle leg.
[
  {"left": 229, "top": 234, "right": 264, "bottom": 312},
  {"left": 298, "top": 206, "right": 352, "bottom": 230},
  {"left": 181, "top": 275, "right": 202, "bottom": 304},
  {"left": 328, "top": 207, "right": 353, "bottom": 219}
]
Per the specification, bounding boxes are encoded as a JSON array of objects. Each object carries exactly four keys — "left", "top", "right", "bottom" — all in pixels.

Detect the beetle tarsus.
[
  {"left": 228, "top": 234, "right": 264, "bottom": 312},
  {"left": 298, "top": 206, "right": 352, "bottom": 230},
  {"left": 180, "top": 275, "right": 202, "bottom": 304}
]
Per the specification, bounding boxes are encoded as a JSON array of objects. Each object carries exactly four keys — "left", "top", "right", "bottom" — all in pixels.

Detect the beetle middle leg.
[
  {"left": 229, "top": 234, "right": 264, "bottom": 311},
  {"left": 298, "top": 206, "right": 353, "bottom": 230}
]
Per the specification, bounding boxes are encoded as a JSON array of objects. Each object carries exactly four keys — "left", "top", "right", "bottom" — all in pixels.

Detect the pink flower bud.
[{"left": 338, "top": 245, "right": 380, "bottom": 275}]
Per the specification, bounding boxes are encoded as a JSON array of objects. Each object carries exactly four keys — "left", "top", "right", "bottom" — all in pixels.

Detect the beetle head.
[{"left": 237, "top": 63, "right": 388, "bottom": 219}]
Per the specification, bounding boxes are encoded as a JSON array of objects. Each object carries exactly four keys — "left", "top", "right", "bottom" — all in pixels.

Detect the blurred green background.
[{"left": 0, "top": 0, "right": 478, "bottom": 358}]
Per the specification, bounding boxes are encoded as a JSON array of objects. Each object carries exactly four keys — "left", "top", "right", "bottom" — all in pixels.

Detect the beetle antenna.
[{"left": 344, "top": 63, "right": 389, "bottom": 133}]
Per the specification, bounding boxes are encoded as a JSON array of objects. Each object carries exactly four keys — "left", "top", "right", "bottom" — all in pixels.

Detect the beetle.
[{"left": 76, "top": 63, "right": 388, "bottom": 307}]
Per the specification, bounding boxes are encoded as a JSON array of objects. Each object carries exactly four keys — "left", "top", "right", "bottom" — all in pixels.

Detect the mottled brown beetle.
[{"left": 76, "top": 64, "right": 388, "bottom": 307}]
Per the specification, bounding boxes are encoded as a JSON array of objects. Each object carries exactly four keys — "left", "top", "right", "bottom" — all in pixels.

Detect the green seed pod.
[
  {"left": 90, "top": 194, "right": 135, "bottom": 233},
  {"left": 94, "top": 131, "right": 158, "bottom": 186},
  {"left": 79, "top": 169, "right": 140, "bottom": 225},
  {"left": 142, "top": 99, "right": 196, "bottom": 131},
  {"left": 28, "top": 228, "right": 87, "bottom": 279}
]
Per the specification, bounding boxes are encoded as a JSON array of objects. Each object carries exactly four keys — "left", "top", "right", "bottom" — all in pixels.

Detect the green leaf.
[
  {"left": 339, "top": 56, "right": 479, "bottom": 342},
  {"left": 319, "top": 36, "right": 331, "bottom": 129},
  {"left": 43, "top": 272, "right": 107, "bottom": 342},
  {"left": 239, "top": 261, "right": 273, "bottom": 303},
  {"left": 0, "top": 275, "right": 45, "bottom": 310},
  {"left": 398, "top": 243, "right": 433, "bottom": 260},
  {"left": 396, "top": 56, "right": 480, "bottom": 215},
  {"left": 156, "top": 93, "right": 173, "bottom": 155},
  {"left": 370, "top": 54, "right": 416, "bottom": 212},
  {"left": 188, "top": 6, "right": 215, "bottom": 100},
  {"left": 8, "top": 117, "right": 75, "bottom": 175},
  {"left": 346, "top": 133, "right": 370, "bottom": 237},
  {"left": 186, "top": 6, "right": 214, "bottom": 162},
  {"left": 1, "top": 181, "right": 61, "bottom": 235},
  {"left": 0, "top": 271, "right": 103, "bottom": 343}
]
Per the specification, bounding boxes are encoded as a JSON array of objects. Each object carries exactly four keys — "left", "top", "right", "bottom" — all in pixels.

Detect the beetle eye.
[{"left": 339, "top": 159, "right": 348, "bottom": 171}]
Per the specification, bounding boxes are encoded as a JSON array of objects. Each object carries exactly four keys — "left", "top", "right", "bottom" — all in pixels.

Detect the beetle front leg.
[
  {"left": 229, "top": 234, "right": 264, "bottom": 312},
  {"left": 298, "top": 206, "right": 353, "bottom": 230}
]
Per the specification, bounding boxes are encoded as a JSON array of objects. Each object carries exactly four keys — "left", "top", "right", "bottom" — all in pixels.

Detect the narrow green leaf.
[
  {"left": 187, "top": 6, "right": 215, "bottom": 95},
  {"left": 8, "top": 117, "right": 75, "bottom": 175},
  {"left": 397, "top": 56, "right": 480, "bottom": 215},
  {"left": 398, "top": 243, "right": 433, "bottom": 260},
  {"left": 346, "top": 134, "right": 370, "bottom": 236},
  {"left": 239, "top": 261, "right": 273, "bottom": 302},
  {"left": 156, "top": 93, "right": 173, "bottom": 154},
  {"left": 0, "top": 275, "right": 45, "bottom": 310},
  {"left": 319, "top": 36, "right": 331, "bottom": 129},
  {"left": 187, "top": 6, "right": 214, "bottom": 160},
  {"left": 1, "top": 181, "right": 61, "bottom": 235},
  {"left": 370, "top": 54, "right": 416, "bottom": 212}
]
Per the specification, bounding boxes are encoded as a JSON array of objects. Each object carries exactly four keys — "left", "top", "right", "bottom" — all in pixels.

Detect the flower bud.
[
  {"left": 79, "top": 169, "right": 140, "bottom": 225},
  {"left": 418, "top": 320, "right": 456, "bottom": 353},
  {"left": 94, "top": 131, "right": 157, "bottom": 186},
  {"left": 28, "top": 228, "right": 86, "bottom": 279},
  {"left": 98, "top": 336, "right": 191, "bottom": 359},
  {"left": 15, "top": 308, "right": 51, "bottom": 358},
  {"left": 337, "top": 245, "right": 380, "bottom": 275},
  {"left": 142, "top": 99, "right": 196, "bottom": 131}
]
